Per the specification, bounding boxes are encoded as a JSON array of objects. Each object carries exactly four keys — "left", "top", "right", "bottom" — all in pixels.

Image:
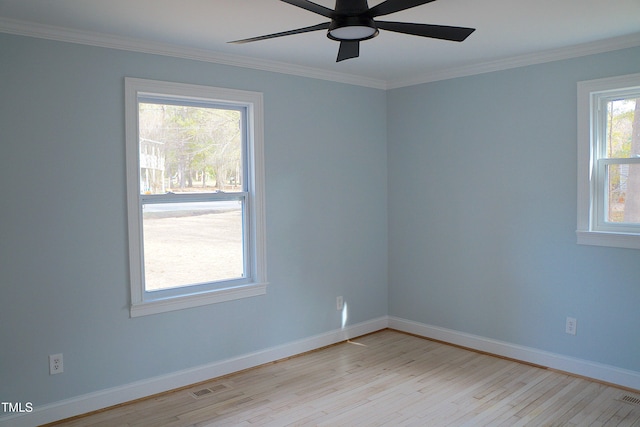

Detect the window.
[
  {"left": 577, "top": 73, "right": 640, "bottom": 249},
  {"left": 125, "top": 78, "right": 267, "bottom": 316}
]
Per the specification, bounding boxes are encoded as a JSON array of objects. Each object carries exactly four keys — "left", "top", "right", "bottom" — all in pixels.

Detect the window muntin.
[
  {"left": 577, "top": 73, "right": 640, "bottom": 249},
  {"left": 125, "top": 78, "right": 267, "bottom": 316}
]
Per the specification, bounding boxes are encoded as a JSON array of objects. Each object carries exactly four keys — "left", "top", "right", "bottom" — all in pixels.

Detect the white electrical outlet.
[
  {"left": 565, "top": 317, "right": 577, "bottom": 336},
  {"left": 49, "top": 353, "right": 63, "bottom": 375},
  {"left": 336, "top": 296, "right": 344, "bottom": 311}
]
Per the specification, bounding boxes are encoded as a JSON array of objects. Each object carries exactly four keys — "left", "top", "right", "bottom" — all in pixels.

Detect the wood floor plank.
[{"left": 47, "top": 330, "right": 640, "bottom": 427}]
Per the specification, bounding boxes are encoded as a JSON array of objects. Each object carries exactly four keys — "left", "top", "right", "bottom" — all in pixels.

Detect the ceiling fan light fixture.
[{"left": 327, "top": 16, "right": 378, "bottom": 41}]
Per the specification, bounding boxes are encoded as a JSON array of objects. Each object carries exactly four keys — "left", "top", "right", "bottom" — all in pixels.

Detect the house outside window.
[
  {"left": 125, "top": 78, "right": 267, "bottom": 317},
  {"left": 577, "top": 73, "right": 640, "bottom": 249}
]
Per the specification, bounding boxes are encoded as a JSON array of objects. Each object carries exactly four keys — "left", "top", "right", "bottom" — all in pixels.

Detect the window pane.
[
  {"left": 606, "top": 164, "right": 640, "bottom": 224},
  {"left": 605, "top": 98, "right": 637, "bottom": 159},
  {"left": 138, "top": 103, "right": 243, "bottom": 194},
  {"left": 142, "top": 201, "right": 244, "bottom": 291}
]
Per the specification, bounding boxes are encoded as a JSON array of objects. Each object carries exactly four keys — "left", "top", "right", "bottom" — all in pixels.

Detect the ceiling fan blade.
[
  {"left": 336, "top": 41, "right": 360, "bottom": 62},
  {"left": 368, "top": 0, "right": 437, "bottom": 18},
  {"left": 229, "top": 22, "right": 330, "bottom": 44},
  {"left": 280, "top": 0, "right": 335, "bottom": 18},
  {"left": 375, "top": 21, "right": 475, "bottom": 42}
]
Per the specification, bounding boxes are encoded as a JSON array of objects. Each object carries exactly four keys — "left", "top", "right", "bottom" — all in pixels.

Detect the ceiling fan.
[{"left": 229, "top": 0, "right": 476, "bottom": 62}]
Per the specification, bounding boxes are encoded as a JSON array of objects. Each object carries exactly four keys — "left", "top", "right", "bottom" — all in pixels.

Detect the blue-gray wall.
[
  {"left": 1, "top": 30, "right": 639, "bottom": 415},
  {"left": 388, "top": 46, "right": 640, "bottom": 372},
  {"left": 0, "top": 33, "right": 388, "bottom": 407}
]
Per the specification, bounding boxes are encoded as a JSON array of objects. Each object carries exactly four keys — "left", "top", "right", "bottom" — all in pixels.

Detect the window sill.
[
  {"left": 576, "top": 230, "right": 640, "bottom": 250},
  {"left": 130, "top": 282, "right": 268, "bottom": 317}
]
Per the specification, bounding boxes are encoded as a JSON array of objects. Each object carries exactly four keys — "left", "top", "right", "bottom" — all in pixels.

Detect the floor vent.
[
  {"left": 621, "top": 395, "right": 640, "bottom": 406},
  {"left": 209, "top": 384, "right": 228, "bottom": 392},
  {"left": 190, "top": 388, "right": 213, "bottom": 398}
]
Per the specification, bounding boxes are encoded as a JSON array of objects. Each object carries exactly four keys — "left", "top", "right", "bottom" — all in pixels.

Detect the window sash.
[
  {"left": 139, "top": 192, "right": 251, "bottom": 300},
  {"left": 592, "top": 88, "right": 640, "bottom": 233},
  {"left": 594, "top": 158, "right": 640, "bottom": 231},
  {"left": 595, "top": 94, "right": 639, "bottom": 160}
]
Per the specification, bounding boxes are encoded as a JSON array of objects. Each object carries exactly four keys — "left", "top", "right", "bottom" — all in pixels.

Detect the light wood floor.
[{"left": 48, "top": 329, "right": 640, "bottom": 426}]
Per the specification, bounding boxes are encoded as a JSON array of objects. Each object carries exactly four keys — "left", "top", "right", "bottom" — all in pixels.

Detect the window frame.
[
  {"left": 577, "top": 73, "right": 640, "bottom": 249},
  {"left": 125, "top": 78, "right": 267, "bottom": 317}
]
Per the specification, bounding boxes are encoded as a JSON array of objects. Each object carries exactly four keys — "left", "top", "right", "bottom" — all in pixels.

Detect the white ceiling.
[{"left": 1, "top": 0, "right": 639, "bottom": 88}]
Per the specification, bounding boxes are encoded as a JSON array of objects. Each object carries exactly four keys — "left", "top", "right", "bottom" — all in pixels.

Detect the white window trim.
[
  {"left": 577, "top": 72, "right": 640, "bottom": 250},
  {"left": 125, "top": 78, "right": 268, "bottom": 317}
]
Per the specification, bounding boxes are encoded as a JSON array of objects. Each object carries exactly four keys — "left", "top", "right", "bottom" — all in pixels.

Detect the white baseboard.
[
  {"left": 5, "top": 315, "right": 638, "bottom": 426},
  {"left": 0, "top": 317, "right": 388, "bottom": 427},
  {"left": 388, "top": 316, "right": 640, "bottom": 391}
]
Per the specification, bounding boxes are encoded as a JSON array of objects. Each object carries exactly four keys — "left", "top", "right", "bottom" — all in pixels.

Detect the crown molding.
[
  {"left": 386, "top": 32, "right": 640, "bottom": 89},
  {"left": 0, "top": 17, "right": 388, "bottom": 90},
  {"left": 1, "top": 17, "right": 639, "bottom": 91}
]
